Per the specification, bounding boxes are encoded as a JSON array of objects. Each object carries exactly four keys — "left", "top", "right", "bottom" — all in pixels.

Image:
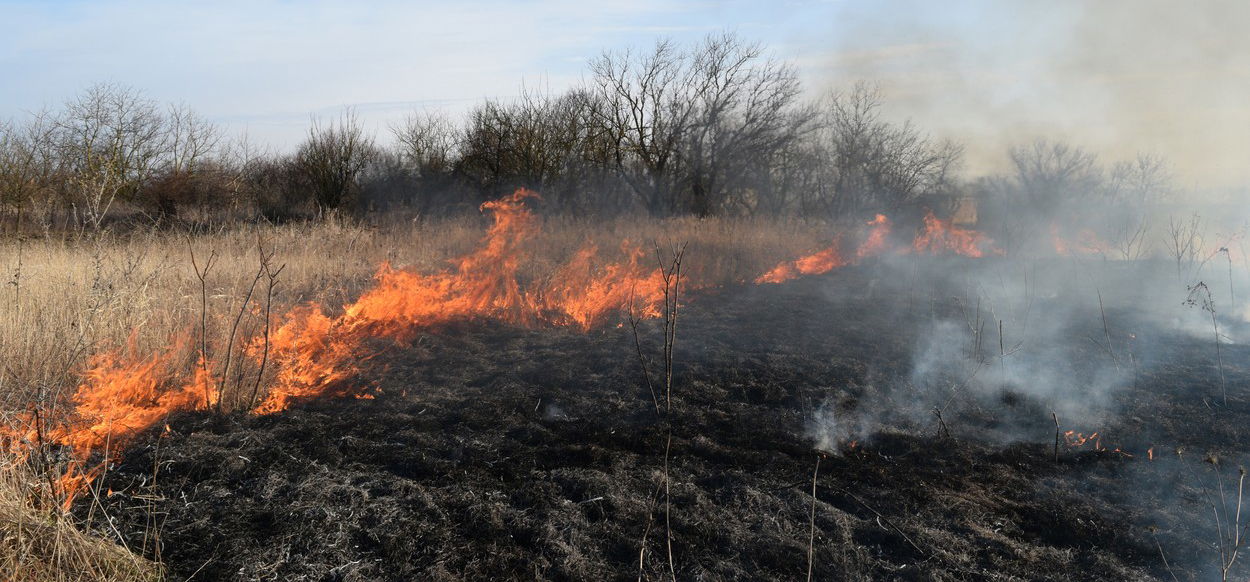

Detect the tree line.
[{"left": 0, "top": 33, "right": 1172, "bottom": 232}]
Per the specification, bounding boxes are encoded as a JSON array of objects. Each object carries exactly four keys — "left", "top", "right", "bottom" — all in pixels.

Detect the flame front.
[
  {"left": 912, "top": 211, "right": 997, "bottom": 257},
  {"left": 759, "top": 210, "right": 1001, "bottom": 284},
  {"left": 255, "top": 190, "right": 670, "bottom": 413},
  {"left": 1051, "top": 224, "right": 1109, "bottom": 256},
  {"left": 5, "top": 189, "right": 683, "bottom": 508},
  {"left": 755, "top": 238, "right": 847, "bottom": 284}
]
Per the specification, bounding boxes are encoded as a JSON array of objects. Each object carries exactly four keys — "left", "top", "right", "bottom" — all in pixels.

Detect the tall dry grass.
[{"left": 0, "top": 213, "right": 831, "bottom": 409}]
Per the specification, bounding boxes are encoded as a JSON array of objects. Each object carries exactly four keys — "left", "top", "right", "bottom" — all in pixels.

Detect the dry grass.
[
  {"left": 0, "top": 213, "right": 830, "bottom": 408},
  {"left": 0, "top": 457, "right": 159, "bottom": 581}
]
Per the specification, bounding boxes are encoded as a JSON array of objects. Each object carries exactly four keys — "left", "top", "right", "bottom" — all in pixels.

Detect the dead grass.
[
  {"left": 0, "top": 457, "right": 159, "bottom": 582},
  {"left": 0, "top": 212, "right": 831, "bottom": 409}
]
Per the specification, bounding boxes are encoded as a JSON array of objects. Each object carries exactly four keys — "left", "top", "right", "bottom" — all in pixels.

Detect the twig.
[
  {"left": 664, "top": 432, "right": 675, "bottom": 580},
  {"left": 1097, "top": 289, "right": 1119, "bottom": 369},
  {"left": 832, "top": 486, "right": 926, "bottom": 558},
  {"left": 1150, "top": 528, "right": 1180, "bottom": 582},
  {"left": 808, "top": 455, "right": 821, "bottom": 582},
  {"left": 637, "top": 481, "right": 663, "bottom": 581},
  {"left": 1052, "top": 412, "right": 1060, "bottom": 462},
  {"left": 628, "top": 292, "right": 660, "bottom": 415},
  {"left": 220, "top": 260, "right": 264, "bottom": 413}
]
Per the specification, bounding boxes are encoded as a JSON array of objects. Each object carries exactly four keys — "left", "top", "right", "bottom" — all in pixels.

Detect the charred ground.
[{"left": 87, "top": 259, "right": 1249, "bottom": 581}]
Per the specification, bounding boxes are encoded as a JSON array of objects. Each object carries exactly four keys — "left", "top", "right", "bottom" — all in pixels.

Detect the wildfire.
[
  {"left": 1051, "top": 224, "right": 1109, "bottom": 256},
  {"left": 754, "top": 238, "right": 847, "bottom": 284},
  {"left": 3, "top": 189, "right": 684, "bottom": 509},
  {"left": 1062, "top": 430, "right": 1134, "bottom": 457},
  {"left": 1064, "top": 430, "right": 1102, "bottom": 449},
  {"left": 756, "top": 210, "right": 998, "bottom": 285},
  {"left": 0, "top": 194, "right": 1022, "bottom": 512},
  {"left": 857, "top": 214, "right": 892, "bottom": 259},
  {"left": 255, "top": 190, "right": 670, "bottom": 413},
  {"left": 911, "top": 211, "right": 997, "bottom": 258},
  {"left": 0, "top": 335, "right": 212, "bottom": 511}
]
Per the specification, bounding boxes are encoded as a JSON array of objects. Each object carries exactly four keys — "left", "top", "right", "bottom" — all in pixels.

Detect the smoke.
[
  {"left": 805, "top": 245, "right": 1250, "bottom": 452},
  {"left": 819, "top": 0, "right": 1250, "bottom": 191}
]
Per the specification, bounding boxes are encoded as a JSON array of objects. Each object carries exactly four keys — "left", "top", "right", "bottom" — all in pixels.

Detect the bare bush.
[{"left": 295, "top": 109, "right": 376, "bottom": 211}]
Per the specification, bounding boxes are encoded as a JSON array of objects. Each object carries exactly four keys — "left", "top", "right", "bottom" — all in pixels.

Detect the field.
[{"left": 1, "top": 200, "right": 1248, "bottom": 581}]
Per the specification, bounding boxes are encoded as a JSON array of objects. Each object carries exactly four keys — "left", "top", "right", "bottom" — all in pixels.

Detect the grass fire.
[{"left": 1, "top": 2, "right": 1249, "bottom": 581}]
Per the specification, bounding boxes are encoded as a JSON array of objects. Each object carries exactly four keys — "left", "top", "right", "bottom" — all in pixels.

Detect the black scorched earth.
[{"left": 86, "top": 261, "right": 1249, "bottom": 581}]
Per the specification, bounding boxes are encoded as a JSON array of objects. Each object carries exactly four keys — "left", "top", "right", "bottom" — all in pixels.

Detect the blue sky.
[{"left": 2, "top": 1, "right": 1247, "bottom": 185}]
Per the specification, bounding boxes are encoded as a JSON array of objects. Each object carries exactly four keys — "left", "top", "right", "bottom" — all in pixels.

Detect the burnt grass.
[{"left": 86, "top": 259, "right": 1250, "bottom": 581}]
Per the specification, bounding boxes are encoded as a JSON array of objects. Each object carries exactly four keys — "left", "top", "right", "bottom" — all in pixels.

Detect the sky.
[{"left": 2, "top": 0, "right": 1247, "bottom": 187}]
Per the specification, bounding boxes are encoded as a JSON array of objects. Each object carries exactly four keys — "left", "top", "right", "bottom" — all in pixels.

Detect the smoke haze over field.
[
  {"left": 818, "top": 0, "right": 1250, "bottom": 190},
  {"left": 1, "top": 1, "right": 1246, "bottom": 188}
]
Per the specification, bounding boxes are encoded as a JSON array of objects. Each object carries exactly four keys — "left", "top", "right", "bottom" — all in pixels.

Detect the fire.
[
  {"left": 540, "top": 242, "right": 669, "bottom": 329},
  {"left": 754, "top": 238, "right": 847, "bottom": 284},
  {"left": 1064, "top": 430, "right": 1101, "bottom": 449},
  {"left": 1061, "top": 430, "right": 1133, "bottom": 456},
  {"left": 0, "top": 335, "right": 212, "bottom": 511},
  {"left": 856, "top": 214, "right": 892, "bottom": 259},
  {"left": 255, "top": 190, "right": 670, "bottom": 413},
  {"left": 0, "top": 194, "right": 1008, "bottom": 511},
  {"left": 1051, "top": 224, "right": 1109, "bottom": 256},
  {"left": 911, "top": 211, "right": 997, "bottom": 257},
  {"left": 4, "top": 189, "right": 681, "bottom": 509},
  {"left": 756, "top": 210, "right": 997, "bottom": 285}
]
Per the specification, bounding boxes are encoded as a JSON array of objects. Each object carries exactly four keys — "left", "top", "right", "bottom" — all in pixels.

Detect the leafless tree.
[
  {"left": 49, "top": 83, "right": 168, "bottom": 228},
  {"left": 392, "top": 111, "right": 459, "bottom": 181},
  {"left": 0, "top": 113, "right": 57, "bottom": 217},
  {"left": 296, "top": 108, "right": 376, "bottom": 210},
  {"left": 165, "top": 103, "right": 220, "bottom": 176},
  {"left": 1167, "top": 214, "right": 1205, "bottom": 282},
  {"left": 1009, "top": 139, "right": 1102, "bottom": 213},
  {"left": 818, "top": 82, "right": 962, "bottom": 218},
  {"left": 677, "top": 33, "right": 816, "bottom": 216},
  {"left": 1107, "top": 153, "right": 1173, "bottom": 207},
  {"left": 587, "top": 33, "right": 812, "bottom": 216}
]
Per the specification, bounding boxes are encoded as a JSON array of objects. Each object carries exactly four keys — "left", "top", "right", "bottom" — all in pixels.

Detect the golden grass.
[{"left": 0, "top": 213, "right": 831, "bottom": 408}]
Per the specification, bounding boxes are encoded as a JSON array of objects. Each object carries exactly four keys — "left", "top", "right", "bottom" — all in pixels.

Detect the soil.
[{"left": 85, "top": 260, "right": 1250, "bottom": 581}]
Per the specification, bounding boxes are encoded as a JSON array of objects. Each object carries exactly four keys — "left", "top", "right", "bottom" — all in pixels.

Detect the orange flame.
[
  {"left": 757, "top": 210, "right": 999, "bottom": 285},
  {"left": 1051, "top": 224, "right": 1108, "bottom": 256},
  {"left": 912, "top": 211, "right": 997, "bottom": 258},
  {"left": 754, "top": 238, "right": 847, "bottom": 284},
  {"left": 856, "top": 214, "right": 892, "bottom": 260},
  {"left": 0, "top": 335, "right": 213, "bottom": 510},
  {"left": 5, "top": 189, "right": 680, "bottom": 509},
  {"left": 255, "top": 190, "right": 670, "bottom": 413}
]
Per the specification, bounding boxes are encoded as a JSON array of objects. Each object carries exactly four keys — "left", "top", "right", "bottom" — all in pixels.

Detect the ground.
[{"left": 84, "top": 259, "right": 1250, "bottom": 581}]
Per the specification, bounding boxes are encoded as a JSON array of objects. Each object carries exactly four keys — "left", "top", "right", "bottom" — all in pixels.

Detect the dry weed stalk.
[
  {"left": 249, "top": 236, "right": 285, "bottom": 409},
  {"left": 187, "top": 240, "right": 217, "bottom": 409},
  {"left": 631, "top": 241, "right": 686, "bottom": 581},
  {"left": 1185, "top": 282, "right": 1227, "bottom": 406},
  {"left": 1176, "top": 450, "right": 1250, "bottom": 581}
]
